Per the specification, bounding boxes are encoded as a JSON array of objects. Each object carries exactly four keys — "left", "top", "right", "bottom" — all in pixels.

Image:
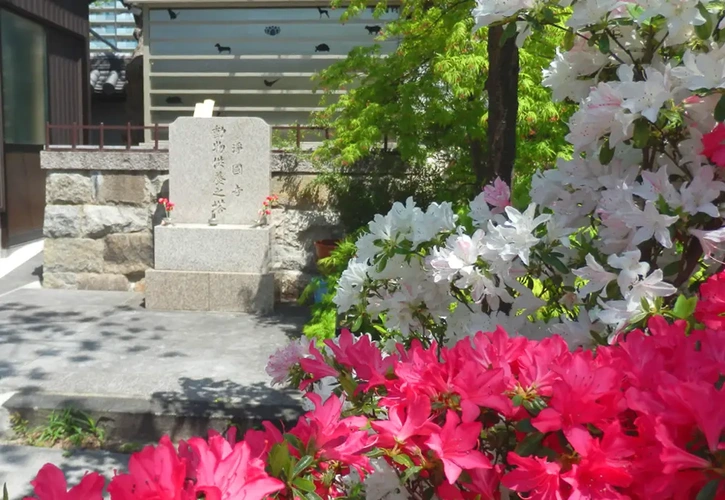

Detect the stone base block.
[
  {"left": 154, "top": 224, "right": 271, "bottom": 273},
  {"left": 145, "top": 269, "right": 274, "bottom": 313}
]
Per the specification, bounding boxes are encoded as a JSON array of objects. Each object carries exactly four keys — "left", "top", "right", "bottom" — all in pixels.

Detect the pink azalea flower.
[
  {"left": 266, "top": 338, "right": 311, "bottom": 385},
  {"left": 325, "top": 330, "right": 397, "bottom": 390},
  {"left": 24, "top": 464, "right": 105, "bottom": 500},
  {"left": 183, "top": 435, "right": 285, "bottom": 500},
  {"left": 695, "top": 270, "right": 725, "bottom": 330},
  {"left": 243, "top": 421, "right": 284, "bottom": 460},
  {"left": 371, "top": 392, "right": 438, "bottom": 447},
  {"left": 501, "top": 453, "right": 563, "bottom": 500},
  {"left": 483, "top": 177, "right": 512, "bottom": 214},
  {"left": 533, "top": 352, "right": 623, "bottom": 433},
  {"left": 291, "top": 394, "right": 373, "bottom": 469},
  {"left": 425, "top": 410, "right": 491, "bottom": 484},
  {"left": 298, "top": 344, "right": 339, "bottom": 389},
  {"left": 701, "top": 123, "right": 725, "bottom": 167},
  {"left": 107, "top": 436, "right": 190, "bottom": 500},
  {"left": 561, "top": 423, "right": 634, "bottom": 499}
]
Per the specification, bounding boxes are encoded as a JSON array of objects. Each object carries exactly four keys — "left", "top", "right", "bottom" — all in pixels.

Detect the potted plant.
[{"left": 314, "top": 239, "right": 339, "bottom": 261}]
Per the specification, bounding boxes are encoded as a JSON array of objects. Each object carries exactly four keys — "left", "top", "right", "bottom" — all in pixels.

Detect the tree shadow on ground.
[{"left": 149, "top": 377, "right": 302, "bottom": 441}]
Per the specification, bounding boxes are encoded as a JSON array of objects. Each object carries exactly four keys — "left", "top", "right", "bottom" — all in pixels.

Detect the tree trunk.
[
  {"left": 486, "top": 26, "right": 519, "bottom": 186},
  {"left": 470, "top": 136, "right": 487, "bottom": 188}
]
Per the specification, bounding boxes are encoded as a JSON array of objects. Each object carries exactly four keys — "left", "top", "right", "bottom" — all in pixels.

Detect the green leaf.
[
  {"left": 512, "top": 394, "right": 524, "bottom": 407},
  {"left": 696, "top": 479, "right": 721, "bottom": 500},
  {"left": 541, "top": 253, "right": 569, "bottom": 274},
  {"left": 268, "top": 443, "right": 291, "bottom": 478},
  {"left": 3, "top": 483, "right": 8, "bottom": 500},
  {"left": 514, "top": 432, "right": 545, "bottom": 456},
  {"left": 304, "top": 492, "right": 324, "bottom": 500},
  {"left": 597, "top": 34, "right": 610, "bottom": 54},
  {"left": 393, "top": 453, "right": 415, "bottom": 468},
  {"left": 695, "top": 3, "right": 715, "bottom": 39},
  {"left": 351, "top": 315, "right": 363, "bottom": 332},
  {"left": 283, "top": 433, "right": 305, "bottom": 453},
  {"left": 501, "top": 22, "right": 518, "bottom": 46},
  {"left": 563, "top": 29, "right": 575, "bottom": 50},
  {"left": 672, "top": 295, "right": 698, "bottom": 319},
  {"left": 515, "top": 418, "right": 537, "bottom": 433},
  {"left": 293, "top": 477, "right": 317, "bottom": 493},
  {"left": 400, "top": 465, "right": 423, "bottom": 484},
  {"left": 715, "top": 94, "right": 725, "bottom": 122},
  {"left": 292, "top": 455, "right": 315, "bottom": 477},
  {"left": 599, "top": 140, "right": 615, "bottom": 165},
  {"left": 541, "top": 7, "right": 556, "bottom": 23},
  {"left": 633, "top": 119, "right": 650, "bottom": 147}
]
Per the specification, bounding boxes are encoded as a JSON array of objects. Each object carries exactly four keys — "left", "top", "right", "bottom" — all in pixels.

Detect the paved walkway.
[
  {"left": 0, "top": 287, "right": 306, "bottom": 442},
  {"left": 0, "top": 444, "right": 128, "bottom": 499}
]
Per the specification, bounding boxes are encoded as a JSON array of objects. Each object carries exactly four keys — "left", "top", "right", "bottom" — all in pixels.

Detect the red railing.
[
  {"left": 45, "top": 122, "right": 169, "bottom": 151},
  {"left": 271, "top": 124, "right": 331, "bottom": 153},
  {"left": 44, "top": 122, "right": 334, "bottom": 153}
]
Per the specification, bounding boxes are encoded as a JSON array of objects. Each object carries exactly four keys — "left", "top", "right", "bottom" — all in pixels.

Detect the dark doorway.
[{"left": 4, "top": 145, "right": 44, "bottom": 246}]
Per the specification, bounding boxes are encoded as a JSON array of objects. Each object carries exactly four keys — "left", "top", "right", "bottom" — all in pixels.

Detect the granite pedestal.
[{"left": 145, "top": 117, "right": 275, "bottom": 313}]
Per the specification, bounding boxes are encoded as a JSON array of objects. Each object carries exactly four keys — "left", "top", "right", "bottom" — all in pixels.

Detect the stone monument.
[{"left": 145, "top": 117, "right": 274, "bottom": 313}]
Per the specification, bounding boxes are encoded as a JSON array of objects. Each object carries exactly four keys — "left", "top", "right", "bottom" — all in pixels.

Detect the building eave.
[{"left": 129, "top": 0, "right": 398, "bottom": 6}]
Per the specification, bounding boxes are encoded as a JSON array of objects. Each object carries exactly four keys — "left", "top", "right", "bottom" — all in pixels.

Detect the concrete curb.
[{"left": 3, "top": 391, "right": 302, "bottom": 443}]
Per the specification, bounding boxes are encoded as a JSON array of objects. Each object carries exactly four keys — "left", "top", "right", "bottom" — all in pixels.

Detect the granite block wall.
[{"left": 40, "top": 150, "right": 342, "bottom": 301}]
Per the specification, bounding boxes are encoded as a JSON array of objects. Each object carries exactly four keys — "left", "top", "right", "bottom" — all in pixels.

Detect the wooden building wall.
[{"left": 0, "top": 0, "right": 90, "bottom": 248}]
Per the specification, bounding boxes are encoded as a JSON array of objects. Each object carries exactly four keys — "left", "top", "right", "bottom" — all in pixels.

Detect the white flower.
[
  {"left": 566, "top": 82, "right": 634, "bottom": 153},
  {"left": 550, "top": 308, "right": 601, "bottom": 350},
  {"left": 625, "top": 269, "right": 677, "bottom": 311},
  {"left": 632, "top": 165, "right": 680, "bottom": 206},
  {"left": 266, "top": 338, "right": 311, "bottom": 385},
  {"left": 689, "top": 226, "right": 725, "bottom": 259},
  {"left": 389, "top": 197, "right": 422, "bottom": 237},
  {"left": 364, "top": 459, "right": 407, "bottom": 500},
  {"left": 679, "top": 165, "right": 725, "bottom": 217},
  {"left": 413, "top": 201, "right": 457, "bottom": 245},
  {"left": 607, "top": 250, "right": 650, "bottom": 292},
  {"left": 427, "top": 231, "right": 483, "bottom": 283},
  {"left": 357, "top": 214, "right": 393, "bottom": 263},
  {"left": 542, "top": 46, "right": 608, "bottom": 102},
  {"left": 618, "top": 65, "right": 672, "bottom": 123},
  {"left": 567, "top": 0, "right": 623, "bottom": 29},
  {"left": 472, "top": 0, "right": 534, "bottom": 27},
  {"left": 334, "top": 260, "right": 370, "bottom": 313},
  {"left": 672, "top": 46, "right": 725, "bottom": 90},
  {"left": 573, "top": 254, "right": 616, "bottom": 298},
  {"left": 638, "top": 0, "right": 705, "bottom": 45},
  {"left": 469, "top": 191, "right": 493, "bottom": 227},
  {"left": 621, "top": 200, "right": 678, "bottom": 248},
  {"left": 488, "top": 204, "right": 551, "bottom": 265}
]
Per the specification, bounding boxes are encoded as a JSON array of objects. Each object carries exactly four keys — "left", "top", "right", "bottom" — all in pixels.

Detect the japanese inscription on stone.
[
  {"left": 168, "top": 117, "right": 271, "bottom": 225},
  {"left": 211, "top": 125, "right": 228, "bottom": 215}
]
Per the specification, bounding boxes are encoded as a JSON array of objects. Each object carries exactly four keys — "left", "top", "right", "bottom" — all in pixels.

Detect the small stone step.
[{"left": 2, "top": 390, "right": 302, "bottom": 444}]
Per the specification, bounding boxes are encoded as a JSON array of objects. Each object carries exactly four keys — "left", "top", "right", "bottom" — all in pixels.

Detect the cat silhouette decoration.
[{"left": 315, "top": 43, "right": 330, "bottom": 52}]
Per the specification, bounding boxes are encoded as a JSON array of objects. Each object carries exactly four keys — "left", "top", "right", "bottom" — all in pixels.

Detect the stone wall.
[{"left": 40, "top": 150, "right": 341, "bottom": 301}]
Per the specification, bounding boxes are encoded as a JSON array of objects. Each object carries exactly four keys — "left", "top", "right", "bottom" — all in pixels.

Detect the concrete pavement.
[
  {"left": 0, "top": 444, "right": 128, "bottom": 500},
  {"left": 0, "top": 287, "right": 306, "bottom": 441}
]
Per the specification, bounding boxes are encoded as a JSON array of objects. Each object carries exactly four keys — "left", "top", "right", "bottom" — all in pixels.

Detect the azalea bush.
[
  {"left": 333, "top": 0, "right": 725, "bottom": 345},
  {"left": 23, "top": 275, "right": 725, "bottom": 499}
]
